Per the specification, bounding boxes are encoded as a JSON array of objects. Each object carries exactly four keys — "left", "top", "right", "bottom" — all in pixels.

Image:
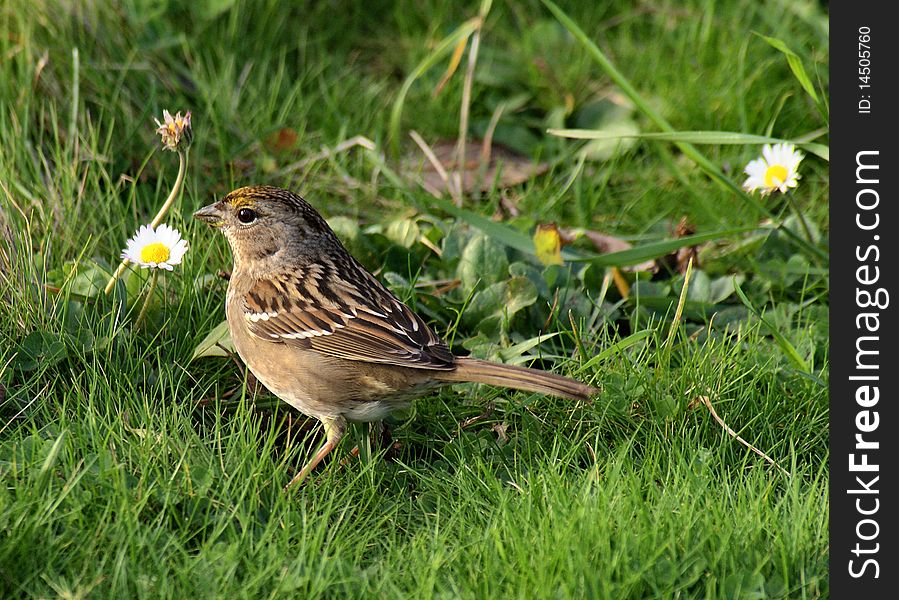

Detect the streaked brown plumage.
[{"left": 195, "top": 185, "right": 598, "bottom": 488}]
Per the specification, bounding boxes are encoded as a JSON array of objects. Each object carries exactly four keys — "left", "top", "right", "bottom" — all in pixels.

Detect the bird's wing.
[{"left": 240, "top": 261, "right": 455, "bottom": 370}]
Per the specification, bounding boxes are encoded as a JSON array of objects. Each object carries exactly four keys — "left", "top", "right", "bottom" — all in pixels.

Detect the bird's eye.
[{"left": 237, "top": 208, "right": 257, "bottom": 224}]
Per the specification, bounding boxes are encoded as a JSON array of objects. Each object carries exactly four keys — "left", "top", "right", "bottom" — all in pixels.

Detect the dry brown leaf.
[
  {"left": 32, "top": 50, "right": 49, "bottom": 88},
  {"left": 492, "top": 422, "right": 509, "bottom": 443},
  {"left": 572, "top": 228, "right": 657, "bottom": 273},
  {"left": 497, "top": 192, "right": 521, "bottom": 218},
  {"left": 266, "top": 128, "right": 299, "bottom": 153},
  {"left": 581, "top": 230, "right": 633, "bottom": 254},
  {"left": 673, "top": 216, "right": 699, "bottom": 273}
]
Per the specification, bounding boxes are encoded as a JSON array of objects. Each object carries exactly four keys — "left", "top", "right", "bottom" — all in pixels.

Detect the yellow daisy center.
[
  {"left": 140, "top": 242, "right": 171, "bottom": 264},
  {"left": 764, "top": 164, "right": 788, "bottom": 187}
]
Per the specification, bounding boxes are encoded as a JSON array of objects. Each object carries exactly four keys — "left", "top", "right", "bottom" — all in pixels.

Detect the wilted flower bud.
[{"left": 154, "top": 109, "right": 192, "bottom": 152}]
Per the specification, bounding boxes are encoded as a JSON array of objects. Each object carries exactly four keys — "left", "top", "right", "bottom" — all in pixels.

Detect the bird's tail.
[{"left": 436, "top": 357, "right": 597, "bottom": 401}]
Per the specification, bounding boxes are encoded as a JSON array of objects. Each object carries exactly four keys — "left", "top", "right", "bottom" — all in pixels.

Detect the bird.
[{"left": 194, "top": 185, "right": 598, "bottom": 488}]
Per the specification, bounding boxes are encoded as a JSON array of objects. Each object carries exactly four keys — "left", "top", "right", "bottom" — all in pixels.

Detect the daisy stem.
[
  {"left": 134, "top": 271, "right": 159, "bottom": 329},
  {"left": 149, "top": 150, "right": 189, "bottom": 228},
  {"left": 103, "top": 149, "right": 189, "bottom": 294},
  {"left": 784, "top": 191, "right": 814, "bottom": 243}
]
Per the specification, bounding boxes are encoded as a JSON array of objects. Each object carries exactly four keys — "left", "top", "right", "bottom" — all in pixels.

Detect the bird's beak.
[{"left": 194, "top": 202, "right": 225, "bottom": 227}]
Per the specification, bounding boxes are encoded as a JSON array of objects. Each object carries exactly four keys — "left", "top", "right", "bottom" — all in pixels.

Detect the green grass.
[{"left": 1, "top": 0, "right": 828, "bottom": 597}]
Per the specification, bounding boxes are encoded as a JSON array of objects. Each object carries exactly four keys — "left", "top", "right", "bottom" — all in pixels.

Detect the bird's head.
[{"left": 194, "top": 185, "right": 337, "bottom": 273}]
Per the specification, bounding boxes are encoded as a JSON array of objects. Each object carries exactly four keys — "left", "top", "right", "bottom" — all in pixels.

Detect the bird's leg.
[{"left": 284, "top": 415, "right": 347, "bottom": 490}]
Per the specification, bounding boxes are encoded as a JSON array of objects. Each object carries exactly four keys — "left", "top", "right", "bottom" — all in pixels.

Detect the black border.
[{"left": 830, "top": 3, "right": 898, "bottom": 595}]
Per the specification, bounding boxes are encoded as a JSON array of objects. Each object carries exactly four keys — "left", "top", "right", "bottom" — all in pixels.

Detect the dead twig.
[
  {"left": 277, "top": 135, "right": 376, "bottom": 175},
  {"left": 409, "top": 130, "right": 457, "bottom": 200},
  {"left": 475, "top": 101, "right": 507, "bottom": 196},
  {"left": 693, "top": 395, "right": 791, "bottom": 477},
  {"left": 459, "top": 402, "right": 495, "bottom": 428}
]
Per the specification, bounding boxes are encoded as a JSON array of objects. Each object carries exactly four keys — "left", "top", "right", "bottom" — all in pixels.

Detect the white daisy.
[
  {"left": 742, "top": 143, "right": 803, "bottom": 196},
  {"left": 121, "top": 223, "right": 189, "bottom": 271}
]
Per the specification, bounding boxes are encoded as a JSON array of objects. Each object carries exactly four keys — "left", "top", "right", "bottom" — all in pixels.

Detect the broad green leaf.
[
  {"left": 327, "top": 216, "right": 361, "bottom": 243},
  {"left": 572, "top": 96, "right": 639, "bottom": 161},
  {"left": 578, "top": 120, "right": 640, "bottom": 161},
  {"left": 457, "top": 234, "right": 509, "bottom": 293},
  {"left": 464, "top": 277, "right": 537, "bottom": 332},
  {"left": 65, "top": 260, "right": 111, "bottom": 298},
  {"left": 682, "top": 268, "right": 710, "bottom": 303},
  {"left": 12, "top": 331, "right": 68, "bottom": 371},
  {"left": 385, "top": 218, "right": 421, "bottom": 248},
  {"left": 431, "top": 195, "right": 556, "bottom": 258},
  {"left": 509, "top": 261, "right": 551, "bottom": 299},
  {"left": 503, "top": 276, "right": 539, "bottom": 316},
  {"left": 708, "top": 274, "right": 745, "bottom": 304},
  {"left": 192, "top": 320, "right": 234, "bottom": 361}
]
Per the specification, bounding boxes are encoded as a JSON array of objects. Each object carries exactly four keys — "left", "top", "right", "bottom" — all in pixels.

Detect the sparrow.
[{"left": 194, "top": 186, "right": 597, "bottom": 488}]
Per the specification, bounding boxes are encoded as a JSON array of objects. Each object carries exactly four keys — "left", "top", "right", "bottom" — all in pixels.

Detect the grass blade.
[
  {"left": 664, "top": 258, "right": 693, "bottom": 351},
  {"left": 755, "top": 33, "right": 823, "bottom": 111},
  {"left": 573, "top": 227, "right": 761, "bottom": 267},
  {"left": 69, "top": 47, "right": 79, "bottom": 154},
  {"left": 432, "top": 35, "right": 469, "bottom": 98},
  {"left": 548, "top": 129, "right": 829, "bottom": 161},
  {"left": 37, "top": 432, "right": 67, "bottom": 489},
  {"left": 581, "top": 329, "right": 653, "bottom": 369},
  {"left": 733, "top": 277, "right": 812, "bottom": 374}
]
